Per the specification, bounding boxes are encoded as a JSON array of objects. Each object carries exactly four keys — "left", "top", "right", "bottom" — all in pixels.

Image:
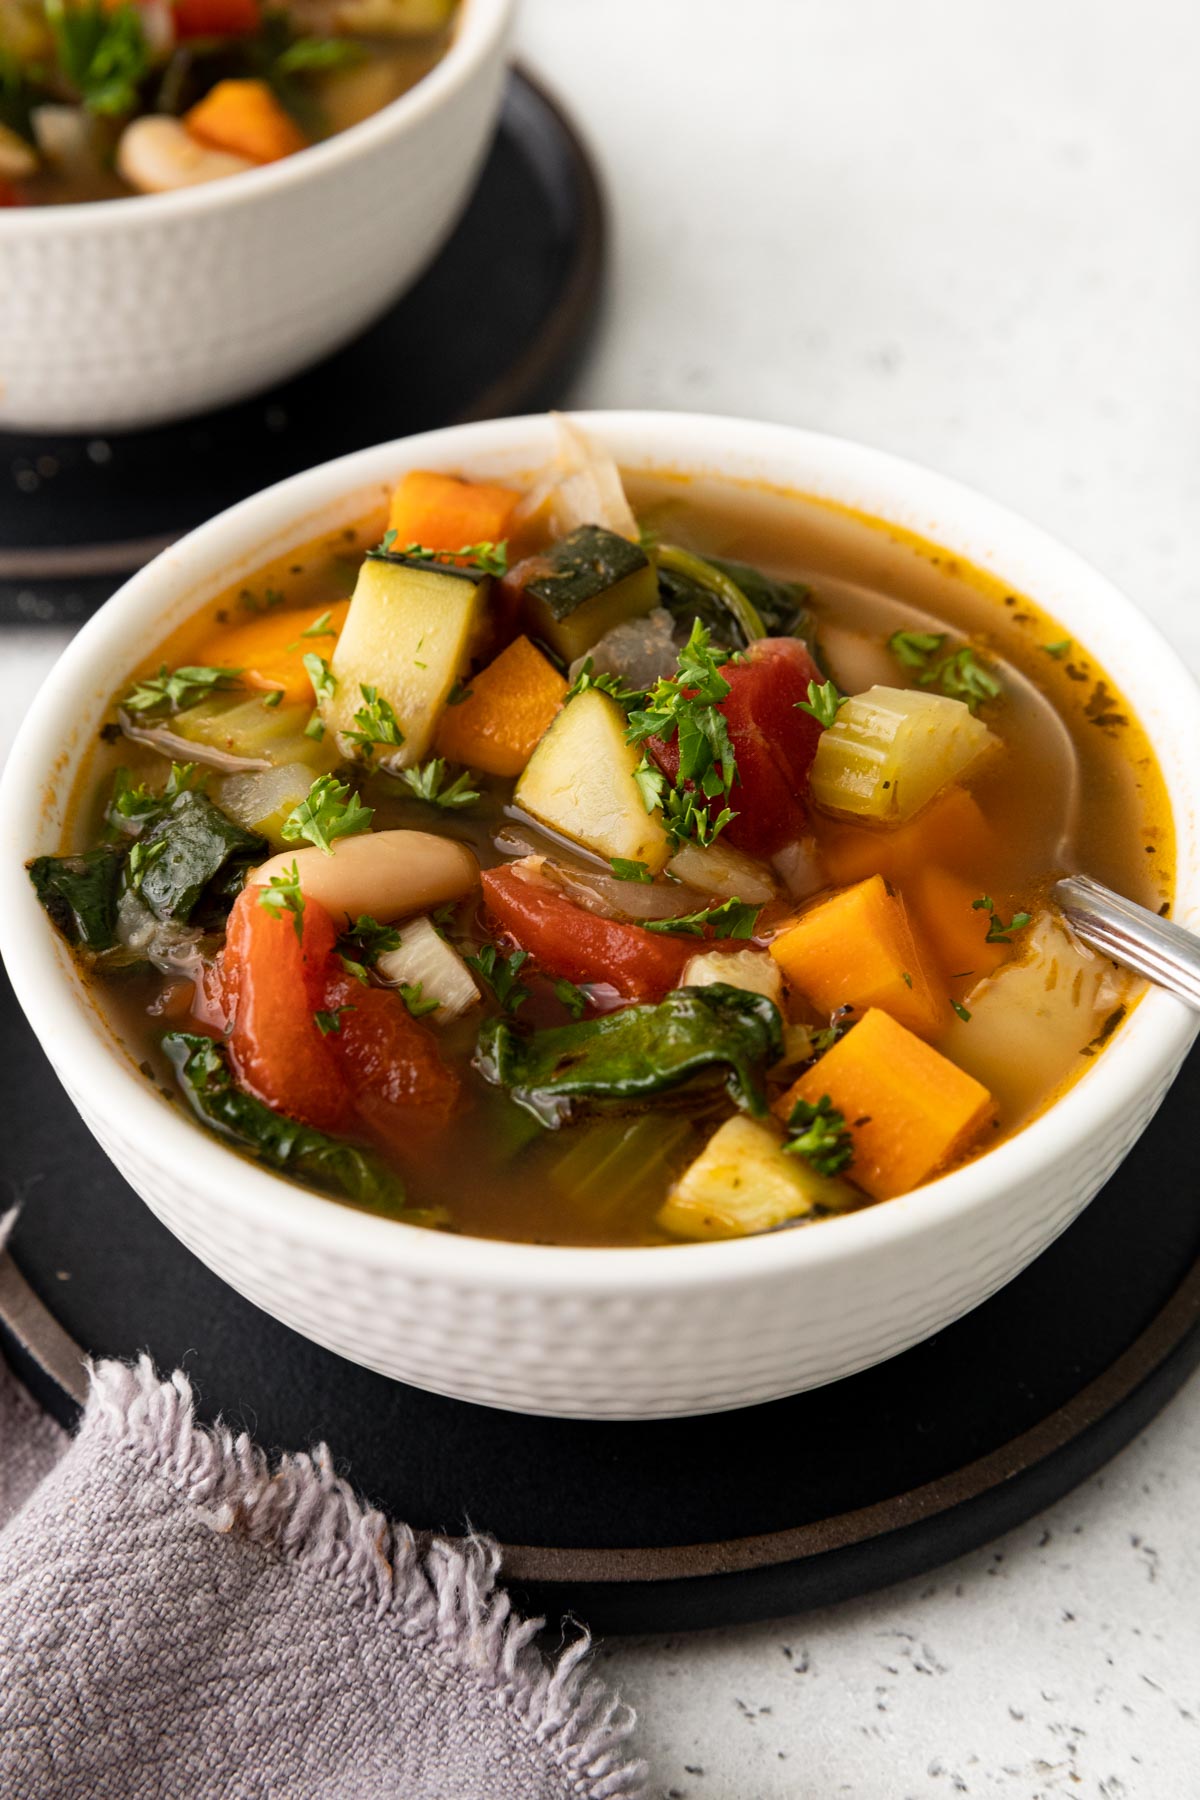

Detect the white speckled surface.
[
  {"left": 507, "top": 1, "right": 1200, "bottom": 1792},
  {"left": 3, "top": 0, "right": 1198, "bottom": 1788}
]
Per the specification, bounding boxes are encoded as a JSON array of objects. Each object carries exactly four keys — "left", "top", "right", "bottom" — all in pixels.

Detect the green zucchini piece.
[
  {"left": 164, "top": 1033, "right": 410, "bottom": 1215},
  {"left": 474, "top": 983, "right": 784, "bottom": 1128},
  {"left": 171, "top": 694, "right": 315, "bottom": 759},
  {"left": 325, "top": 554, "right": 490, "bottom": 768},
  {"left": 28, "top": 847, "right": 124, "bottom": 951},
  {"left": 521, "top": 525, "right": 658, "bottom": 660}
]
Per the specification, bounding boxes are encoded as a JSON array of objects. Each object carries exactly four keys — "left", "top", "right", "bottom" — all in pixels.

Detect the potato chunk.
[{"left": 514, "top": 689, "right": 670, "bottom": 871}]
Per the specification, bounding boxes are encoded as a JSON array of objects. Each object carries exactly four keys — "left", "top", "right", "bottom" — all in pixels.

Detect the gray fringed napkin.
[{"left": 0, "top": 1349, "right": 646, "bottom": 1799}]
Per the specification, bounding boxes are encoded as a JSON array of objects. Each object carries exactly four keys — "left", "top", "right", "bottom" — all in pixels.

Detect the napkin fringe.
[{"left": 87, "top": 1355, "right": 646, "bottom": 1800}]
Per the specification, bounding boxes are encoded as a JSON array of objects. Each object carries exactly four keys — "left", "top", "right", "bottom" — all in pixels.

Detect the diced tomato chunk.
[
  {"left": 221, "top": 884, "right": 353, "bottom": 1134},
  {"left": 481, "top": 864, "right": 746, "bottom": 1002},
  {"left": 318, "top": 969, "right": 460, "bottom": 1159},
  {"left": 650, "top": 636, "right": 826, "bottom": 858},
  {"left": 173, "top": 0, "right": 260, "bottom": 36}
]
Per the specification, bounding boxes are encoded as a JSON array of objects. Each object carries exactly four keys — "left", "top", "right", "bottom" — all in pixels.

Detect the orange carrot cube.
[
  {"left": 769, "top": 873, "right": 946, "bottom": 1040},
  {"left": 776, "top": 1007, "right": 995, "bottom": 1200},
  {"left": 434, "top": 636, "right": 567, "bottom": 777},
  {"left": 387, "top": 470, "right": 521, "bottom": 555}
]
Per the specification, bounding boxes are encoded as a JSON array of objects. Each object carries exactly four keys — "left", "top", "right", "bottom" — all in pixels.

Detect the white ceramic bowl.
[
  {"left": 3, "top": 413, "right": 1198, "bottom": 1418},
  {"left": 0, "top": 0, "right": 514, "bottom": 433}
]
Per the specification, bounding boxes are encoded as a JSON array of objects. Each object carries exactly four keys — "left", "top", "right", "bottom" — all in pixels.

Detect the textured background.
[{"left": 2, "top": 0, "right": 1198, "bottom": 1793}]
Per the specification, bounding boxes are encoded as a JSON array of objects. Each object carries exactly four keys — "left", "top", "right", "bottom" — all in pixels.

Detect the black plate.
[
  {"left": 2, "top": 952, "right": 1197, "bottom": 1636},
  {"left": 0, "top": 64, "right": 604, "bottom": 624}
]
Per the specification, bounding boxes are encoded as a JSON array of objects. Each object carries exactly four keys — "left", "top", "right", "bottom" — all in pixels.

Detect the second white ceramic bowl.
[
  {"left": 2, "top": 413, "right": 1198, "bottom": 1417},
  {"left": 0, "top": 0, "right": 513, "bottom": 432}
]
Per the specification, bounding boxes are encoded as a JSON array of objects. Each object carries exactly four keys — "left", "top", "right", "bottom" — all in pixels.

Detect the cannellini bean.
[
  {"left": 116, "top": 116, "right": 255, "bottom": 195},
  {"left": 0, "top": 122, "right": 36, "bottom": 181},
  {"left": 252, "top": 830, "right": 480, "bottom": 924}
]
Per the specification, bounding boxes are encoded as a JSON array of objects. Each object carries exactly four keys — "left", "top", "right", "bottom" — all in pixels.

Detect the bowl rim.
[
  {"left": 2, "top": 410, "right": 1198, "bottom": 1296},
  {"left": 0, "top": 0, "right": 514, "bottom": 234}
]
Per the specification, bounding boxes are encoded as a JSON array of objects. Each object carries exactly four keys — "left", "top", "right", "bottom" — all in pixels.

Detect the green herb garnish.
[
  {"left": 1042, "top": 639, "right": 1072, "bottom": 659},
  {"left": 314, "top": 1006, "right": 354, "bottom": 1036},
  {"left": 394, "top": 757, "right": 480, "bottom": 809},
  {"left": 565, "top": 657, "right": 645, "bottom": 706},
  {"left": 465, "top": 944, "right": 530, "bottom": 1013},
  {"left": 398, "top": 982, "right": 440, "bottom": 1020},
  {"left": 344, "top": 684, "right": 404, "bottom": 756},
  {"left": 302, "top": 653, "right": 337, "bottom": 707},
  {"left": 888, "top": 630, "right": 1002, "bottom": 714},
  {"left": 610, "top": 857, "right": 654, "bottom": 883},
  {"left": 281, "top": 774, "right": 373, "bottom": 857},
  {"left": 257, "top": 860, "right": 305, "bottom": 941},
  {"left": 972, "top": 895, "right": 1033, "bottom": 943},
  {"left": 553, "top": 977, "right": 590, "bottom": 1020},
  {"left": 126, "top": 837, "right": 166, "bottom": 893},
  {"left": 47, "top": 0, "right": 149, "bottom": 115},
  {"left": 952, "top": 1000, "right": 972, "bottom": 1023},
  {"left": 783, "top": 1094, "right": 854, "bottom": 1176},
  {"left": 625, "top": 620, "right": 738, "bottom": 849},
  {"left": 275, "top": 35, "right": 366, "bottom": 72},
  {"left": 338, "top": 914, "right": 402, "bottom": 968},
  {"left": 795, "top": 679, "right": 848, "bottom": 729},
  {"left": 304, "top": 711, "right": 326, "bottom": 742},
  {"left": 123, "top": 663, "right": 243, "bottom": 715},
  {"left": 377, "top": 539, "right": 509, "bottom": 577},
  {"left": 641, "top": 897, "right": 761, "bottom": 939}
]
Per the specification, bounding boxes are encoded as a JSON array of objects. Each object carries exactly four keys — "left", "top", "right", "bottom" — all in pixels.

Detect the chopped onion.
[
  {"left": 375, "top": 916, "right": 480, "bottom": 1024},
  {"left": 119, "top": 710, "right": 271, "bottom": 774},
  {"left": 514, "top": 414, "right": 639, "bottom": 542},
  {"left": 771, "top": 837, "right": 826, "bottom": 901},
  {"left": 567, "top": 607, "right": 677, "bottom": 691},
  {"left": 680, "top": 948, "right": 783, "bottom": 1006},
  {"left": 667, "top": 841, "right": 779, "bottom": 905},
  {"left": 499, "top": 852, "right": 708, "bottom": 922}
]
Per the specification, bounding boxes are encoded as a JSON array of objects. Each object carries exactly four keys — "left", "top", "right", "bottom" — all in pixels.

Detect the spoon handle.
[{"left": 1054, "top": 875, "right": 1200, "bottom": 1013}]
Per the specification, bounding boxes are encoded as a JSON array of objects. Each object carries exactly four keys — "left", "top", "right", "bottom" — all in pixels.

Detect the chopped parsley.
[
  {"left": 1042, "top": 639, "right": 1072, "bottom": 659},
  {"left": 290, "top": 609, "right": 337, "bottom": 646},
  {"left": 47, "top": 0, "right": 149, "bottom": 115},
  {"left": 398, "top": 982, "right": 440, "bottom": 1020},
  {"left": 624, "top": 621, "right": 738, "bottom": 848},
  {"left": 280, "top": 775, "right": 373, "bottom": 857},
  {"left": 314, "top": 1006, "right": 354, "bottom": 1036},
  {"left": 553, "top": 977, "right": 590, "bottom": 1020},
  {"left": 465, "top": 943, "right": 530, "bottom": 1012},
  {"left": 951, "top": 999, "right": 972, "bottom": 1022},
  {"left": 795, "top": 678, "right": 848, "bottom": 729},
  {"left": 123, "top": 663, "right": 243, "bottom": 715},
  {"left": 302, "top": 653, "right": 337, "bottom": 706},
  {"left": 336, "top": 914, "right": 402, "bottom": 974},
  {"left": 393, "top": 757, "right": 480, "bottom": 809},
  {"left": 445, "top": 676, "right": 475, "bottom": 707},
  {"left": 610, "top": 857, "right": 654, "bottom": 883},
  {"left": 643, "top": 897, "right": 761, "bottom": 939},
  {"left": 107, "top": 761, "right": 201, "bottom": 834},
  {"left": 565, "top": 657, "right": 645, "bottom": 705},
  {"left": 783, "top": 1094, "right": 854, "bottom": 1176},
  {"left": 344, "top": 684, "right": 404, "bottom": 756},
  {"left": 261, "top": 689, "right": 284, "bottom": 709},
  {"left": 257, "top": 860, "right": 305, "bottom": 941},
  {"left": 887, "top": 630, "right": 1002, "bottom": 713},
  {"left": 304, "top": 711, "right": 326, "bottom": 742},
  {"left": 126, "top": 837, "right": 166, "bottom": 892},
  {"left": 972, "top": 895, "right": 1032, "bottom": 943},
  {"left": 275, "top": 35, "right": 366, "bottom": 73},
  {"left": 369, "top": 534, "right": 509, "bottom": 578}
]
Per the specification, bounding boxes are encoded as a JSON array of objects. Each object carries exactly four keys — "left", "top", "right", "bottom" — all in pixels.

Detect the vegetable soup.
[
  {"left": 0, "top": 0, "right": 457, "bottom": 205},
  {"left": 30, "top": 419, "right": 1173, "bottom": 1246}
]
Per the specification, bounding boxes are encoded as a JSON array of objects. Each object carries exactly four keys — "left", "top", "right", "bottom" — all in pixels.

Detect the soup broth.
[{"left": 37, "top": 444, "right": 1173, "bottom": 1248}]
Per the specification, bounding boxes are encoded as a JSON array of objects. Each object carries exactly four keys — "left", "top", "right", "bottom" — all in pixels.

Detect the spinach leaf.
[
  {"left": 164, "top": 1033, "right": 407, "bottom": 1214},
  {"left": 137, "top": 791, "right": 265, "bottom": 924},
  {"left": 474, "top": 983, "right": 784, "bottom": 1127},
  {"left": 657, "top": 551, "right": 817, "bottom": 652},
  {"left": 28, "top": 848, "right": 124, "bottom": 951}
]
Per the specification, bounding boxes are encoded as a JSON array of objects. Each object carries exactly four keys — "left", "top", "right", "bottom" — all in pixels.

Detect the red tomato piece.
[
  {"left": 650, "top": 636, "right": 826, "bottom": 858},
  {"left": 221, "top": 885, "right": 353, "bottom": 1134},
  {"left": 318, "top": 969, "right": 461, "bottom": 1159},
  {"left": 173, "top": 0, "right": 260, "bottom": 36},
  {"left": 481, "top": 865, "right": 748, "bottom": 1003}
]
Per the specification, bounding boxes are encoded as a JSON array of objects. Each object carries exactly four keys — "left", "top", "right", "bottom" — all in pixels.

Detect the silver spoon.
[{"left": 1054, "top": 874, "right": 1200, "bottom": 1012}]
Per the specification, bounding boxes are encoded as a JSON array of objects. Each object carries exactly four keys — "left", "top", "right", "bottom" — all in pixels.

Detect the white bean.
[
  {"left": 252, "top": 830, "right": 480, "bottom": 924},
  {"left": 116, "top": 116, "right": 255, "bottom": 195}
]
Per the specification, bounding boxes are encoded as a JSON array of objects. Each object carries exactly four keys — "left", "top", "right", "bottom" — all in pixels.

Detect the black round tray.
[
  {"left": 0, "top": 63, "right": 604, "bottom": 624},
  {"left": 2, "top": 954, "right": 1197, "bottom": 1636}
]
